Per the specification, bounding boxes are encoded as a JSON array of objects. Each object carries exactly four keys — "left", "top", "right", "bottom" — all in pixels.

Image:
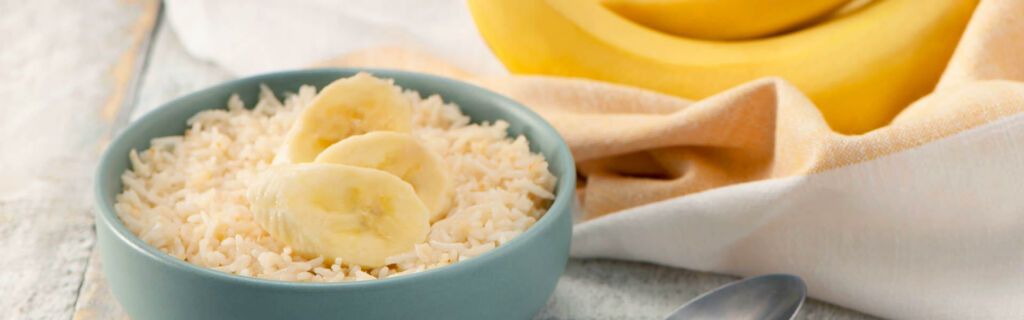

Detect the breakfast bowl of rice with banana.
[{"left": 94, "top": 69, "right": 575, "bottom": 320}]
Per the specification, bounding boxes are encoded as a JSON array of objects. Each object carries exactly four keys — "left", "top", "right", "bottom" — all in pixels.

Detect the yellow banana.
[
  {"left": 315, "top": 132, "right": 453, "bottom": 222},
  {"left": 603, "top": 0, "right": 854, "bottom": 40},
  {"left": 468, "top": 0, "right": 978, "bottom": 133},
  {"left": 276, "top": 73, "right": 412, "bottom": 164},
  {"left": 248, "top": 163, "right": 430, "bottom": 268}
]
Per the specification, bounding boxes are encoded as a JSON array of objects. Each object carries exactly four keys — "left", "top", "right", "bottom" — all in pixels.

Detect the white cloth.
[
  {"left": 574, "top": 111, "right": 1024, "bottom": 318},
  {"left": 165, "top": 1, "right": 1024, "bottom": 318},
  {"left": 164, "top": 0, "right": 505, "bottom": 76}
]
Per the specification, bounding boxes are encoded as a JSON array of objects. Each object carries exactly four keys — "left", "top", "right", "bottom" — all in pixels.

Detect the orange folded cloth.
[{"left": 315, "top": 0, "right": 1024, "bottom": 220}]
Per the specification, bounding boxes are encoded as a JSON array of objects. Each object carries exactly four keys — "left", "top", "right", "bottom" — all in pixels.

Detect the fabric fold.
[{"left": 571, "top": 110, "right": 1024, "bottom": 318}]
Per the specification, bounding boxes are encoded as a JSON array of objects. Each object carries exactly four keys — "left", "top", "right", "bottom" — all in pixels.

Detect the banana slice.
[
  {"left": 247, "top": 163, "right": 429, "bottom": 267},
  {"left": 314, "top": 132, "right": 453, "bottom": 222},
  {"left": 275, "top": 73, "right": 412, "bottom": 164}
]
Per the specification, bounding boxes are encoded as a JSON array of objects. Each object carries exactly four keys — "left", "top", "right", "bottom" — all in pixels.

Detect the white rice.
[{"left": 114, "top": 83, "right": 557, "bottom": 282}]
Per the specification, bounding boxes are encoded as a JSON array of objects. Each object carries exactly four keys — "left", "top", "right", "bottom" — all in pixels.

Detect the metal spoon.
[{"left": 665, "top": 274, "right": 807, "bottom": 320}]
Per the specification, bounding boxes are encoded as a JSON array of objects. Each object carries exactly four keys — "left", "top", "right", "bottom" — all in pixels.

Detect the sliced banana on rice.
[
  {"left": 315, "top": 131, "right": 454, "bottom": 222},
  {"left": 247, "top": 163, "right": 430, "bottom": 268},
  {"left": 275, "top": 73, "right": 413, "bottom": 164}
]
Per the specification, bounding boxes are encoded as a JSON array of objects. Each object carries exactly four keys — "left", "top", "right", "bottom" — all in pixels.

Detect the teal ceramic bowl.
[{"left": 94, "top": 69, "right": 575, "bottom": 320}]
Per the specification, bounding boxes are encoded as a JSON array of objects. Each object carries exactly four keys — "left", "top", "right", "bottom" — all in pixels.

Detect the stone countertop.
[{"left": 2, "top": 2, "right": 875, "bottom": 319}]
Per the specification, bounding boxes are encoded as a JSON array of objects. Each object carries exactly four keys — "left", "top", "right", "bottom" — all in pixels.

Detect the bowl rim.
[{"left": 94, "top": 68, "right": 576, "bottom": 290}]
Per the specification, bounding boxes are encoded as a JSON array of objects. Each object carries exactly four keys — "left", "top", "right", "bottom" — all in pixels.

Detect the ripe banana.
[
  {"left": 603, "top": 0, "right": 853, "bottom": 40},
  {"left": 315, "top": 131, "right": 453, "bottom": 222},
  {"left": 468, "top": 0, "right": 978, "bottom": 133},
  {"left": 275, "top": 72, "right": 412, "bottom": 164},
  {"left": 247, "top": 163, "right": 430, "bottom": 268}
]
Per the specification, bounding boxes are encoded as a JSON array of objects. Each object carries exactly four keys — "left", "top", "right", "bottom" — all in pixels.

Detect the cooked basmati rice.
[{"left": 114, "top": 83, "right": 557, "bottom": 282}]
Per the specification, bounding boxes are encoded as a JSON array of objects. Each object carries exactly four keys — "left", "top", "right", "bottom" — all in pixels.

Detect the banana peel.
[
  {"left": 604, "top": 0, "right": 854, "bottom": 40},
  {"left": 468, "top": 0, "right": 978, "bottom": 134}
]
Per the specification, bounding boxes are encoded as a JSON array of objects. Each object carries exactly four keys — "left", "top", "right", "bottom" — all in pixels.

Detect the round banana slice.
[
  {"left": 275, "top": 72, "right": 413, "bottom": 164},
  {"left": 247, "top": 163, "right": 429, "bottom": 267},
  {"left": 314, "top": 132, "right": 453, "bottom": 222}
]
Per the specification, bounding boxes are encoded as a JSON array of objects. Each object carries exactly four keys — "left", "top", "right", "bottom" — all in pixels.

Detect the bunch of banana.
[
  {"left": 468, "top": 0, "right": 978, "bottom": 133},
  {"left": 248, "top": 73, "right": 453, "bottom": 268}
]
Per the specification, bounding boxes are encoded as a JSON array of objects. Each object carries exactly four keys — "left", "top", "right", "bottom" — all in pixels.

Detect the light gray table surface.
[{"left": 2, "top": 1, "right": 876, "bottom": 319}]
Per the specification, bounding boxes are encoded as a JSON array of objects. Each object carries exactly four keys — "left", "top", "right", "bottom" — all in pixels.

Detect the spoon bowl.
[{"left": 666, "top": 274, "right": 806, "bottom": 320}]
